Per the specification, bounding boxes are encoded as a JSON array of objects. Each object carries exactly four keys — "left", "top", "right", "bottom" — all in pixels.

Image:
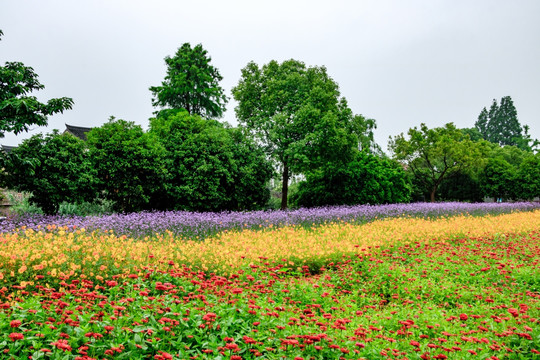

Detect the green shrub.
[{"left": 4, "top": 191, "right": 43, "bottom": 215}]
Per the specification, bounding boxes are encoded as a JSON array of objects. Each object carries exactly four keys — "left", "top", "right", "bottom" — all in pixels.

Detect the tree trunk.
[
  {"left": 430, "top": 186, "right": 437, "bottom": 202},
  {"left": 281, "top": 165, "right": 289, "bottom": 210}
]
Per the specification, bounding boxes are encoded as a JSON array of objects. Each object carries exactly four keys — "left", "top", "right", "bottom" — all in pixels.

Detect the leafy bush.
[
  {"left": 3, "top": 191, "right": 42, "bottom": 215},
  {"left": 0, "top": 131, "right": 97, "bottom": 214},
  {"left": 149, "top": 110, "right": 273, "bottom": 212},
  {"left": 292, "top": 151, "right": 411, "bottom": 207},
  {"left": 57, "top": 198, "right": 115, "bottom": 216}
]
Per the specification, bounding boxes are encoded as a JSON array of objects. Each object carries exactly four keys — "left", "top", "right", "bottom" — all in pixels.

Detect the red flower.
[
  {"left": 202, "top": 312, "right": 217, "bottom": 321},
  {"left": 508, "top": 308, "right": 519, "bottom": 317},
  {"left": 410, "top": 340, "right": 420, "bottom": 347},
  {"left": 433, "top": 355, "right": 448, "bottom": 359},
  {"left": 9, "top": 333, "right": 24, "bottom": 341},
  {"left": 10, "top": 320, "right": 22, "bottom": 328},
  {"left": 459, "top": 313, "right": 468, "bottom": 321},
  {"left": 51, "top": 339, "right": 72, "bottom": 352}
]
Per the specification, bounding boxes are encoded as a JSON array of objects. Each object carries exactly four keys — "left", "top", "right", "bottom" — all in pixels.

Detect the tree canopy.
[
  {"left": 86, "top": 118, "right": 167, "bottom": 213},
  {"left": 232, "top": 59, "right": 374, "bottom": 209},
  {"left": 474, "top": 96, "right": 536, "bottom": 150},
  {"left": 292, "top": 151, "right": 410, "bottom": 208},
  {"left": 0, "top": 131, "right": 95, "bottom": 214},
  {"left": 0, "top": 30, "right": 73, "bottom": 138},
  {"left": 389, "top": 123, "right": 489, "bottom": 202},
  {"left": 149, "top": 43, "right": 228, "bottom": 118},
  {"left": 149, "top": 110, "right": 273, "bottom": 212}
]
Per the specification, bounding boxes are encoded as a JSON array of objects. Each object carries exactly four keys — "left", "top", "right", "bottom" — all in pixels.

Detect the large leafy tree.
[
  {"left": 475, "top": 96, "right": 536, "bottom": 150},
  {"left": 149, "top": 43, "right": 228, "bottom": 118},
  {"left": 232, "top": 59, "right": 373, "bottom": 209},
  {"left": 0, "top": 131, "right": 96, "bottom": 214},
  {"left": 0, "top": 30, "right": 73, "bottom": 137},
  {"left": 149, "top": 110, "right": 273, "bottom": 212},
  {"left": 86, "top": 118, "right": 167, "bottom": 213},
  {"left": 389, "top": 123, "right": 489, "bottom": 202}
]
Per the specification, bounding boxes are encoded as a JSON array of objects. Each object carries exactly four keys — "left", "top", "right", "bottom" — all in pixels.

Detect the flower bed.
[
  {"left": 0, "top": 210, "right": 539, "bottom": 359},
  {"left": 1, "top": 201, "right": 539, "bottom": 240}
]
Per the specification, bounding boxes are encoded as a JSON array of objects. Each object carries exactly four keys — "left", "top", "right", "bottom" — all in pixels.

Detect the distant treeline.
[{"left": 1, "top": 37, "right": 538, "bottom": 214}]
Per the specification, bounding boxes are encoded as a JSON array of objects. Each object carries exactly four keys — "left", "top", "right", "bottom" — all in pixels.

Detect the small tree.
[
  {"left": 0, "top": 131, "right": 96, "bottom": 214},
  {"left": 86, "top": 118, "right": 167, "bottom": 213},
  {"left": 149, "top": 43, "right": 228, "bottom": 118},
  {"left": 0, "top": 30, "right": 73, "bottom": 137}
]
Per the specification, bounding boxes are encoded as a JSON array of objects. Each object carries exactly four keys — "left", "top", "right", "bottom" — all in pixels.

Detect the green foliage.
[
  {"left": 0, "top": 32, "right": 73, "bottom": 138},
  {"left": 479, "top": 158, "right": 516, "bottom": 200},
  {"left": 389, "top": 123, "right": 489, "bottom": 202},
  {"left": 3, "top": 190, "right": 43, "bottom": 215},
  {"left": 0, "top": 131, "right": 96, "bottom": 214},
  {"left": 475, "top": 96, "right": 537, "bottom": 150},
  {"left": 87, "top": 117, "right": 167, "bottom": 213},
  {"left": 57, "top": 198, "right": 114, "bottom": 216},
  {"left": 232, "top": 59, "right": 374, "bottom": 209},
  {"left": 149, "top": 43, "right": 228, "bottom": 118},
  {"left": 515, "top": 154, "right": 540, "bottom": 200},
  {"left": 292, "top": 151, "right": 411, "bottom": 207},
  {"left": 438, "top": 171, "right": 484, "bottom": 202},
  {"left": 460, "top": 127, "right": 483, "bottom": 142},
  {"left": 476, "top": 145, "right": 540, "bottom": 201},
  {"left": 149, "top": 110, "right": 273, "bottom": 212}
]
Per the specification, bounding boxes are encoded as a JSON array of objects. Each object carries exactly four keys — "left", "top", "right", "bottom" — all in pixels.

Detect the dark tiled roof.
[
  {"left": 64, "top": 124, "right": 93, "bottom": 141},
  {"left": 1, "top": 145, "right": 16, "bottom": 154}
]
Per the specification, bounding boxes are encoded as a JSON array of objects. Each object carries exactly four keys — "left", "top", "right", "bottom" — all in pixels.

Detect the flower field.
[{"left": 0, "top": 206, "right": 539, "bottom": 359}]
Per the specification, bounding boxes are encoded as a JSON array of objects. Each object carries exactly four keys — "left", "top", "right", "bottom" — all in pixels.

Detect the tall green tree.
[
  {"left": 0, "top": 131, "right": 96, "bottom": 214},
  {"left": 0, "top": 30, "right": 73, "bottom": 137},
  {"left": 148, "top": 110, "right": 273, "bottom": 212},
  {"left": 149, "top": 43, "right": 228, "bottom": 118},
  {"left": 86, "top": 118, "right": 167, "bottom": 213},
  {"left": 232, "top": 59, "right": 373, "bottom": 209},
  {"left": 389, "top": 123, "right": 489, "bottom": 202},
  {"left": 474, "top": 96, "right": 535, "bottom": 150}
]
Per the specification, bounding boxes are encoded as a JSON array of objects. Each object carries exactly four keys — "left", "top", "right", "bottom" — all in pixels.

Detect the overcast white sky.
[{"left": 1, "top": 0, "right": 539, "bottom": 152}]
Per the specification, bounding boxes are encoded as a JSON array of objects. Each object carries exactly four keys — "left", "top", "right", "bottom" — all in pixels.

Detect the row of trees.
[
  {"left": 0, "top": 31, "right": 538, "bottom": 214},
  {"left": 0, "top": 113, "right": 273, "bottom": 214},
  {"left": 390, "top": 121, "right": 539, "bottom": 203}
]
